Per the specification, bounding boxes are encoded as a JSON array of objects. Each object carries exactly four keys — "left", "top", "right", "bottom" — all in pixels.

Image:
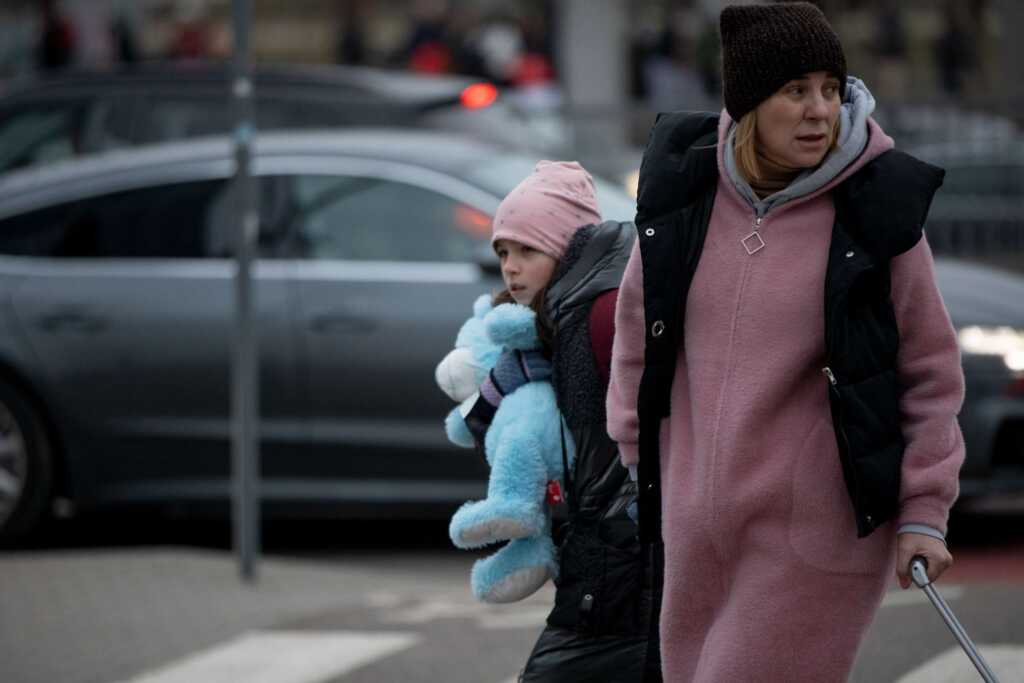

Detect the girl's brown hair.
[
  {"left": 492, "top": 287, "right": 555, "bottom": 359},
  {"left": 733, "top": 109, "right": 840, "bottom": 184}
]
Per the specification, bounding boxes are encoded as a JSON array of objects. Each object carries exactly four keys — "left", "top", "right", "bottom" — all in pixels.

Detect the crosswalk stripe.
[
  {"left": 115, "top": 631, "right": 420, "bottom": 683},
  {"left": 895, "top": 644, "right": 1024, "bottom": 682}
]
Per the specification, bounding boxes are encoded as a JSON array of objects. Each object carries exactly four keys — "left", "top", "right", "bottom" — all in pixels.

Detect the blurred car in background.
[
  {"left": 909, "top": 139, "right": 1024, "bottom": 261},
  {"left": 0, "top": 129, "right": 1019, "bottom": 540},
  {"left": 0, "top": 62, "right": 567, "bottom": 173},
  {"left": 912, "top": 140, "right": 1024, "bottom": 510},
  {"left": 0, "top": 129, "right": 635, "bottom": 540},
  {"left": 937, "top": 258, "right": 1024, "bottom": 507},
  {"left": 0, "top": 62, "right": 640, "bottom": 193}
]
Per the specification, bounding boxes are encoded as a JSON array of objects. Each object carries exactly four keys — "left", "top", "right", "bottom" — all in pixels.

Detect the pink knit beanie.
[{"left": 491, "top": 160, "right": 602, "bottom": 261}]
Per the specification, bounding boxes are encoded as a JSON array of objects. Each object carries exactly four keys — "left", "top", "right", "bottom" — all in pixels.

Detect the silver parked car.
[
  {"left": 0, "top": 130, "right": 1020, "bottom": 540},
  {"left": 0, "top": 130, "right": 635, "bottom": 540},
  {"left": 935, "top": 259, "right": 1024, "bottom": 505},
  {"left": 0, "top": 63, "right": 554, "bottom": 176}
]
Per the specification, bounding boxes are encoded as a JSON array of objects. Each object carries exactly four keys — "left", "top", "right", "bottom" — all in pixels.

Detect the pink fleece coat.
[{"left": 607, "top": 114, "right": 965, "bottom": 682}]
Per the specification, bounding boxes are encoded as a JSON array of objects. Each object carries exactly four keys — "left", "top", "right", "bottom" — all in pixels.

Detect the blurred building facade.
[{"left": 0, "top": 0, "right": 1021, "bottom": 137}]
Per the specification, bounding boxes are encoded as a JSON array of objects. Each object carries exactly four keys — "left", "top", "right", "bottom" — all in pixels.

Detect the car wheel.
[{"left": 0, "top": 380, "right": 53, "bottom": 542}]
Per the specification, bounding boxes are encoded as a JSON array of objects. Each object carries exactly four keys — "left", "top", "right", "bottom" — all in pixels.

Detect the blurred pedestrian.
[
  {"left": 35, "top": 0, "right": 75, "bottom": 71},
  {"left": 443, "top": 161, "right": 661, "bottom": 681},
  {"left": 642, "top": 20, "right": 714, "bottom": 115},
  {"left": 401, "top": 0, "right": 452, "bottom": 74},
  {"left": 694, "top": 18, "right": 721, "bottom": 99},
  {"left": 444, "top": 6, "right": 487, "bottom": 78},
  {"left": 608, "top": 3, "right": 964, "bottom": 681},
  {"left": 335, "top": 0, "right": 367, "bottom": 66},
  {"left": 512, "top": 8, "right": 554, "bottom": 86},
  {"left": 169, "top": 0, "right": 211, "bottom": 61},
  {"left": 470, "top": 11, "right": 525, "bottom": 86},
  {"left": 65, "top": 0, "right": 113, "bottom": 68},
  {"left": 934, "top": 2, "right": 975, "bottom": 96},
  {"left": 112, "top": 11, "right": 139, "bottom": 65},
  {"left": 873, "top": 6, "right": 909, "bottom": 99}
]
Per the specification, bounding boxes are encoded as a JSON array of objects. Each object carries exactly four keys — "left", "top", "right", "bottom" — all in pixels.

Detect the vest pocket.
[
  {"left": 834, "top": 368, "right": 904, "bottom": 531},
  {"left": 835, "top": 368, "right": 902, "bottom": 448}
]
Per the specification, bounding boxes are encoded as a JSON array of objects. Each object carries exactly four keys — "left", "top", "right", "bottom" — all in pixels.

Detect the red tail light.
[
  {"left": 1007, "top": 375, "right": 1024, "bottom": 397},
  {"left": 454, "top": 205, "right": 492, "bottom": 238},
  {"left": 460, "top": 83, "right": 498, "bottom": 110}
]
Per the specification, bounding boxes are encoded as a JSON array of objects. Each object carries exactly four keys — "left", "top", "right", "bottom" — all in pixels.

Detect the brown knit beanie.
[{"left": 719, "top": 2, "right": 847, "bottom": 121}]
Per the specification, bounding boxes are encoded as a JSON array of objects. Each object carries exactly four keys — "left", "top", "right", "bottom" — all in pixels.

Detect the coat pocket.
[
  {"left": 548, "top": 524, "right": 645, "bottom": 636},
  {"left": 789, "top": 418, "right": 894, "bottom": 575}
]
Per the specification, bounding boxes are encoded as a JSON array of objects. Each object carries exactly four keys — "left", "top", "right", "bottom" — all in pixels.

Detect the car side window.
[
  {"left": 0, "top": 98, "right": 141, "bottom": 174},
  {"left": 136, "top": 97, "right": 233, "bottom": 143},
  {"left": 255, "top": 97, "right": 413, "bottom": 129},
  {"left": 285, "top": 174, "right": 491, "bottom": 262},
  {"left": 0, "top": 179, "right": 237, "bottom": 258},
  {"left": 0, "top": 103, "right": 88, "bottom": 174}
]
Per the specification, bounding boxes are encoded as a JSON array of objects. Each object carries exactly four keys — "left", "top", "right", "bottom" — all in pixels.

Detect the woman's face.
[
  {"left": 755, "top": 71, "right": 842, "bottom": 169},
  {"left": 494, "top": 238, "right": 558, "bottom": 305}
]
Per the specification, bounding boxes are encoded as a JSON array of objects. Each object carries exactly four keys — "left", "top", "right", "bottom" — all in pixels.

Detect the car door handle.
[
  {"left": 308, "top": 312, "right": 376, "bottom": 334},
  {"left": 37, "top": 309, "right": 106, "bottom": 334}
]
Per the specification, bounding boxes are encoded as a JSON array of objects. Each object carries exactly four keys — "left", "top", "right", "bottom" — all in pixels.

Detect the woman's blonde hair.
[{"left": 733, "top": 110, "right": 840, "bottom": 184}]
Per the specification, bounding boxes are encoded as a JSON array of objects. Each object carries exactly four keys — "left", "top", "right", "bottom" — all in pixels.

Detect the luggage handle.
[{"left": 910, "top": 556, "right": 1001, "bottom": 683}]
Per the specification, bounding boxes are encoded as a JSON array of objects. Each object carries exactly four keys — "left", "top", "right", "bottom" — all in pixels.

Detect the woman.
[
  {"left": 606, "top": 3, "right": 964, "bottom": 681},
  {"left": 446, "top": 161, "right": 660, "bottom": 680}
]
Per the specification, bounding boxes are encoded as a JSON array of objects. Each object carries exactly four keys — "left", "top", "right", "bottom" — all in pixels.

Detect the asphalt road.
[{"left": 2, "top": 512, "right": 1022, "bottom": 683}]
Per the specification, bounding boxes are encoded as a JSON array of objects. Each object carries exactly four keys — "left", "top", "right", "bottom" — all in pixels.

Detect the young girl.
[{"left": 445, "top": 161, "right": 659, "bottom": 681}]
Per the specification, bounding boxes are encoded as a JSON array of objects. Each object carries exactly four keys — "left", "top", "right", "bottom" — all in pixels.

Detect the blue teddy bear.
[{"left": 435, "top": 294, "right": 574, "bottom": 603}]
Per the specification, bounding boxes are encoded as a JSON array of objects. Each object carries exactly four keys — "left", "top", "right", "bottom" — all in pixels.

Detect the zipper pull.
[
  {"left": 822, "top": 367, "right": 837, "bottom": 386},
  {"left": 742, "top": 215, "right": 766, "bottom": 255}
]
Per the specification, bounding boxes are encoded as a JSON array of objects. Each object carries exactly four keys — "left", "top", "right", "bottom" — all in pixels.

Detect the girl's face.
[
  {"left": 755, "top": 71, "right": 842, "bottom": 169},
  {"left": 494, "top": 238, "right": 558, "bottom": 305}
]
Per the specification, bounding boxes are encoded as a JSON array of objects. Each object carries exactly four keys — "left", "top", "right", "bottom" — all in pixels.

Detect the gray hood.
[{"left": 724, "top": 76, "right": 877, "bottom": 217}]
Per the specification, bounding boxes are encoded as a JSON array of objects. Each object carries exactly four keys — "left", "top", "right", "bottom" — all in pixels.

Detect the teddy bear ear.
[
  {"left": 485, "top": 303, "right": 539, "bottom": 350},
  {"left": 473, "top": 293, "right": 494, "bottom": 319},
  {"left": 435, "top": 347, "right": 481, "bottom": 402}
]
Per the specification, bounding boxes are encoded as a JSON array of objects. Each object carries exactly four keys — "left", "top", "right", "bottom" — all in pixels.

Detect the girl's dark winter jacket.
[{"left": 520, "top": 220, "right": 661, "bottom": 682}]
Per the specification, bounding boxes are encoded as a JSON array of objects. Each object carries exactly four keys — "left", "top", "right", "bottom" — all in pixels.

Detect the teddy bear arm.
[{"left": 484, "top": 431, "right": 551, "bottom": 507}]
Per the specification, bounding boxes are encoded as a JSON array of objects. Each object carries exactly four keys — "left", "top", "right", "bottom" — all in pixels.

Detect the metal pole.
[
  {"left": 231, "top": 0, "right": 259, "bottom": 583},
  {"left": 555, "top": 0, "right": 628, "bottom": 167}
]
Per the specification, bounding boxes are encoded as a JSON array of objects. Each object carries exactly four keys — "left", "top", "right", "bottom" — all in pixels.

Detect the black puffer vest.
[
  {"left": 633, "top": 112, "right": 945, "bottom": 544},
  {"left": 521, "top": 221, "right": 661, "bottom": 682}
]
